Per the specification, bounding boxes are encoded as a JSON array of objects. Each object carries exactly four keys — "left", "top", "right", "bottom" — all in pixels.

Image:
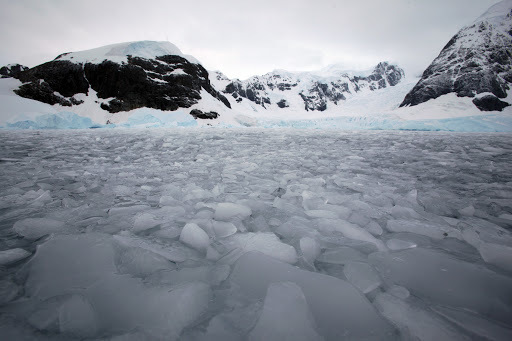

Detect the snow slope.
[{"left": 55, "top": 40, "right": 200, "bottom": 65}]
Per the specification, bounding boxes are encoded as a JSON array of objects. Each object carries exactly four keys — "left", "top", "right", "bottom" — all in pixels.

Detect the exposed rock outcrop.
[
  {"left": 217, "top": 62, "right": 404, "bottom": 112},
  {"left": 189, "top": 109, "right": 219, "bottom": 119},
  {"left": 400, "top": 1, "right": 512, "bottom": 111},
  {"left": 11, "top": 42, "right": 231, "bottom": 113},
  {"left": 0, "top": 64, "right": 29, "bottom": 79},
  {"left": 473, "top": 94, "right": 511, "bottom": 111}
]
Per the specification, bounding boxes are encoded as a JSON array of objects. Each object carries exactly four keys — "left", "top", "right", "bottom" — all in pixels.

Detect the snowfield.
[{"left": 1, "top": 128, "right": 512, "bottom": 340}]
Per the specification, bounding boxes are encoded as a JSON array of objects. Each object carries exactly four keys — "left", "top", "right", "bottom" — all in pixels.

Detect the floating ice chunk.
[
  {"left": 460, "top": 222, "right": 512, "bottom": 272},
  {"left": 86, "top": 276, "right": 211, "bottom": 340},
  {"left": 316, "top": 247, "right": 367, "bottom": 265},
  {"left": 114, "top": 233, "right": 190, "bottom": 262},
  {"left": 386, "top": 239, "right": 417, "bottom": 251},
  {"left": 212, "top": 221, "right": 238, "bottom": 238},
  {"left": 386, "top": 219, "right": 461, "bottom": 240},
  {"left": 180, "top": 223, "right": 210, "bottom": 251},
  {"left": 365, "top": 221, "right": 383, "bottom": 236},
  {"left": 160, "top": 184, "right": 183, "bottom": 200},
  {"left": 319, "top": 204, "right": 352, "bottom": 220},
  {"left": 316, "top": 219, "right": 386, "bottom": 251},
  {"left": 478, "top": 242, "right": 512, "bottom": 273},
  {"left": 203, "top": 303, "right": 261, "bottom": 340},
  {"left": 249, "top": 214, "right": 270, "bottom": 232},
  {"left": 140, "top": 185, "right": 152, "bottom": 192},
  {"left": 459, "top": 205, "right": 475, "bottom": 217},
  {"left": 323, "top": 192, "right": 352, "bottom": 205},
  {"left": 268, "top": 217, "right": 281, "bottom": 227},
  {"left": 0, "top": 248, "right": 31, "bottom": 265},
  {"left": 183, "top": 187, "right": 213, "bottom": 201},
  {"left": 195, "top": 208, "right": 214, "bottom": 219},
  {"left": 387, "top": 285, "right": 410, "bottom": 299},
  {"left": 300, "top": 237, "right": 321, "bottom": 264},
  {"left": 114, "top": 185, "right": 134, "bottom": 196},
  {"left": 153, "top": 225, "right": 181, "bottom": 240},
  {"left": 25, "top": 233, "right": 117, "bottom": 300},
  {"left": 59, "top": 294, "right": 98, "bottom": 337},
  {"left": 132, "top": 212, "right": 160, "bottom": 233},
  {"left": 108, "top": 205, "right": 150, "bottom": 216},
  {"left": 433, "top": 305, "right": 512, "bottom": 341},
  {"left": 390, "top": 205, "right": 423, "bottom": 220},
  {"left": 116, "top": 246, "right": 176, "bottom": 277},
  {"left": 273, "top": 197, "right": 303, "bottom": 216},
  {"left": 229, "top": 252, "right": 396, "bottom": 341},
  {"left": 214, "top": 203, "right": 252, "bottom": 221},
  {"left": 348, "top": 212, "right": 371, "bottom": 227},
  {"left": 13, "top": 218, "right": 66, "bottom": 239},
  {"left": 369, "top": 248, "right": 512, "bottom": 324},
  {"left": 344, "top": 200, "right": 385, "bottom": 220},
  {"left": 248, "top": 282, "right": 323, "bottom": 341},
  {"left": 277, "top": 216, "right": 318, "bottom": 240},
  {"left": 0, "top": 280, "right": 19, "bottom": 304},
  {"left": 499, "top": 213, "right": 512, "bottom": 222},
  {"left": 148, "top": 265, "right": 230, "bottom": 286},
  {"left": 206, "top": 245, "right": 221, "bottom": 261},
  {"left": 28, "top": 296, "right": 62, "bottom": 331},
  {"left": 343, "top": 262, "right": 382, "bottom": 294},
  {"left": 221, "top": 233, "right": 298, "bottom": 264},
  {"left": 159, "top": 196, "right": 181, "bottom": 206},
  {"left": 30, "top": 190, "right": 53, "bottom": 206},
  {"left": 374, "top": 293, "right": 469, "bottom": 341},
  {"left": 305, "top": 210, "right": 339, "bottom": 219},
  {"left": 461, "top": 217, "right": 512, "bottom": 247}
]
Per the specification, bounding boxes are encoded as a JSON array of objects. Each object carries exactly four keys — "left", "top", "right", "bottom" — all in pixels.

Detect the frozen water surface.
[{"left": 0, "top": 128, "right": 512, "bottom": 340}]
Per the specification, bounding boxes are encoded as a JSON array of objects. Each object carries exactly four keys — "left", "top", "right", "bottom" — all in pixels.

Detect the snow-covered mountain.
[
  {"left": 2, "top": 1, "right": 512, "bottom": 131},
  {"left": 11, "top": 41, "right": 230, "bottom": 115},
  {"left": 0, "top": 42, "right": 408, "bottom": 128},
  {"left": 211, "top": 62, "right": 404, "bottom": 114},
  {"left": 400, "top": 0, "right": 512, "bottom": 111}
]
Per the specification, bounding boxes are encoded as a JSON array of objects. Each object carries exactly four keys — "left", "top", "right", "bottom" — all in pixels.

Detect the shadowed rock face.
[
  {"left": 400, "top": 6, "right": 512, "bottom": 111},
  {"left": 473, "top": 94, "right": 511, "bottom": 111},
  {"left": 189, "top": 109, "right": 219, "bottom": 119},
  {"left": 13, "top": 55, "right": 231, "bottom": 113},
  {"left": 222, "top": 62, "right": 404, "bottom": 112},
  {"left": 0, "top": 64, "right": 29, "bottom": 78}
]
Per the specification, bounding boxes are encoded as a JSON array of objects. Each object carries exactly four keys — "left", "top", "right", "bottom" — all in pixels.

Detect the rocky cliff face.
[
  {"left": 0, "top": 64, "right": 28, "bottom": 78},
  {"left": 11, "top": 42, "right": 231, "bottom": 113},
  {"left": 213, "top": 62, "right": 405, "bottom": 112},
  {"left": 400, "top": 1, "right": 512, "bottom": 111}
]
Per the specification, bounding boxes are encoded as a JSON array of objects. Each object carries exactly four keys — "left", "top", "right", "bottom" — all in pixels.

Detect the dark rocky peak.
[
  {"left": 0, "top": 64, "right": 29, "bottom": 79},
  {"left": 11, "top": 41, "right": 230, "bottom": 113},
  {"left": 370, "top": 62, "right": 406, "bottom": 87},
  {"left": 400, "top": 1, "right": 512, "bottom": 111}
]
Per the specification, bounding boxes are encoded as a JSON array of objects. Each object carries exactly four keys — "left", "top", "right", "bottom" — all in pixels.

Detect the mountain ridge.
[
  {"left": 211, "top": 62, "right": 405, "bottom": 113},
  {"left": 400, "top": 0, "right": 512, "bottom": 111},
  {"left": 1, "top": 41, "right": 406, "bottom": 121}
]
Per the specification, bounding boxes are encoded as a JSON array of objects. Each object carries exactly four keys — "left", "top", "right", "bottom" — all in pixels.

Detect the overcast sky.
[{"left": 0, "top": 0, "right": 500, "bottom": 79}]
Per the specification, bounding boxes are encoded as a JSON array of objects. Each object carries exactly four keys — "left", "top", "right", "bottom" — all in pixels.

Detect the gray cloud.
[{"left": 0, "top": 0, "right": 500, "bottom": 79}]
